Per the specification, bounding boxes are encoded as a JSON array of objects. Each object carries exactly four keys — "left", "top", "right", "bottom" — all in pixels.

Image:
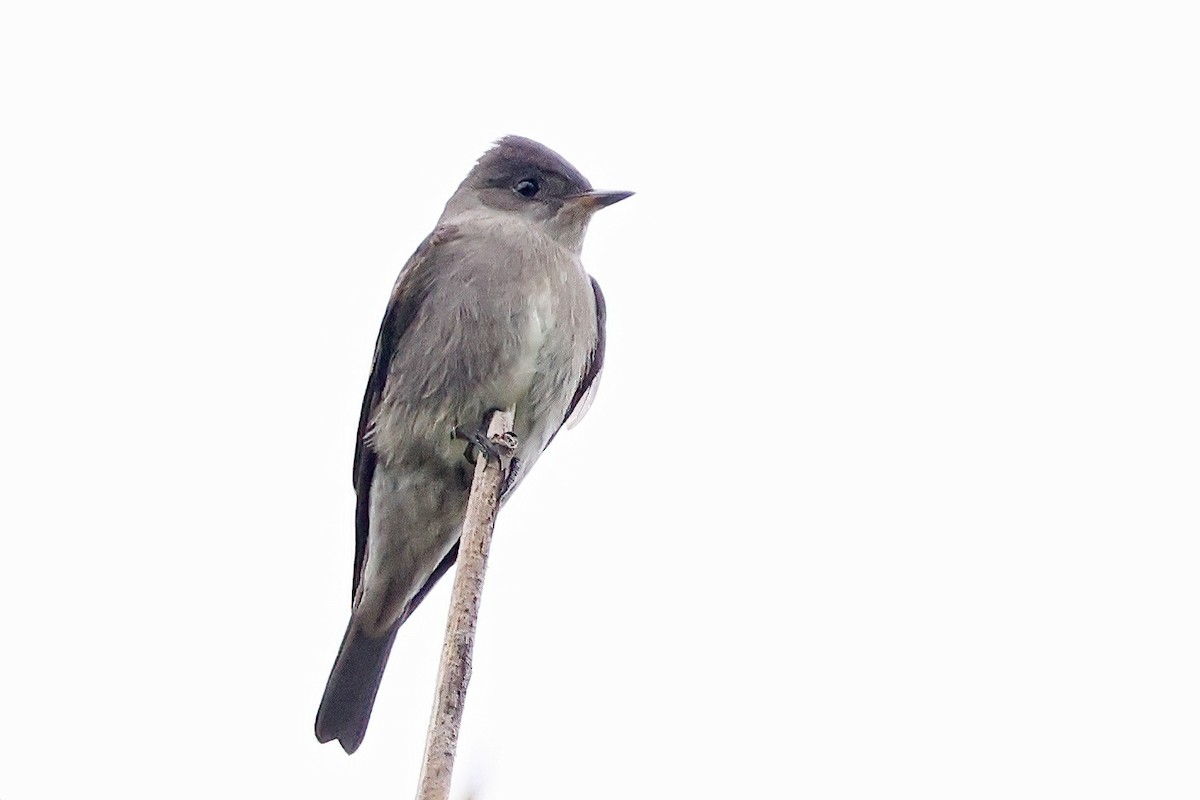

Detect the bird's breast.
[{"left": 370, "top": 226, "right": 594, "bottom": 467}]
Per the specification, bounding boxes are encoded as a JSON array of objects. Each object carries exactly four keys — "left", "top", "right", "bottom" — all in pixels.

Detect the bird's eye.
[{"left": 513, "top": 179, "right": 539, "bottom": 198}]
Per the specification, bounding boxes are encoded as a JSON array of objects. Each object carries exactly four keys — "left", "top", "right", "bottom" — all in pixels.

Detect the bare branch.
[{"left": 415, "top": 409, "right": 514, "bottom": 800}]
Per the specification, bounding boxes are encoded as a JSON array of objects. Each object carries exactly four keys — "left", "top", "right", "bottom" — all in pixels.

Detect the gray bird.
[{"left": 315, "top": 136, "right": 631, "bottom": 754}]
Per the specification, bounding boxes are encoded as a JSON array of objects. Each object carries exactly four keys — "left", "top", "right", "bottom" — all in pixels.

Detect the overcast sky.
[{"left": 2, "top": 2, "right": 1197, "bottom": 798}]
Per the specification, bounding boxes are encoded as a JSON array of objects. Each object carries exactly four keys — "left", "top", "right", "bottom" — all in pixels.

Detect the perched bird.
[{"left": 315, "top": 136, "right": 631, "bottom": 754}]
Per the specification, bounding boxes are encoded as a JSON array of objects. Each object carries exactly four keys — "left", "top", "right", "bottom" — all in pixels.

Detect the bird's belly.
[{"left": 492, "top": 301, "right": 547, "bottom": 402}]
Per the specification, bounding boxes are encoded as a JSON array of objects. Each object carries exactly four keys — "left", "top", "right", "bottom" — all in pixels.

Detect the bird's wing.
[
  {"left": 351, "top": 225, "right": 458, "bottom": 602},
  {"left": 558, "top": 275, "right": 608, "bottom": 436}
]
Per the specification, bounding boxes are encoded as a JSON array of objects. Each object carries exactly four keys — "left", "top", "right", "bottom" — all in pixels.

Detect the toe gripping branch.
[{"left": 453, "top": 422, "right": 518, "bottom": 470}]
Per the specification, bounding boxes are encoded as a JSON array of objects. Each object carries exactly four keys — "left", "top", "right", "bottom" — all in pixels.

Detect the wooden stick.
[{"left": 415, "top": 409, "right": 514, "bottom": 800}]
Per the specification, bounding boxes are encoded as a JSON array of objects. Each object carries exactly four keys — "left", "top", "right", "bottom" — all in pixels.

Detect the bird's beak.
[{"left": 568, "top": 190, "right": 635, "bottom": 210}]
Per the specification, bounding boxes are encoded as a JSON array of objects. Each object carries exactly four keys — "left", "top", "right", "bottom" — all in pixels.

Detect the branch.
[{"left": 415, "top": 409, "right": 514, "bottom": 800}]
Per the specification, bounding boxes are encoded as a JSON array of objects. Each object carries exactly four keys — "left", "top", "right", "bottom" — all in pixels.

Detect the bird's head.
[{"left": 446, "top": 135, "right": 632, "bottom": 252}]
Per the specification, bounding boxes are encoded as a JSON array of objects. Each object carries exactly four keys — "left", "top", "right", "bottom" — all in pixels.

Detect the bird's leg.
[{"left": 452, "top": 420, "right": 518, "bottom": 472}]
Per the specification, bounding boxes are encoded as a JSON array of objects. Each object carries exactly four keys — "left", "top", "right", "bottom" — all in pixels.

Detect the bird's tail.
[{"left": 315, "top": 618, "right": 401, "bottom": 754}]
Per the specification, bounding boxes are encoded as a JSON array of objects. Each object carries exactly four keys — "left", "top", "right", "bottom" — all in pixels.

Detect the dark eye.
[{"left": 513, "top": 178, "right": 539, "bottom": 198}]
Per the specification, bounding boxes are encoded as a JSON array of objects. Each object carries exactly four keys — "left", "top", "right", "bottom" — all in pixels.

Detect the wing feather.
[
  {"left": 350, "top": 225, "right": 458, "bottom": 601},
  {"left": 552, "top": 275, "right": 607, "bottom": 442}
]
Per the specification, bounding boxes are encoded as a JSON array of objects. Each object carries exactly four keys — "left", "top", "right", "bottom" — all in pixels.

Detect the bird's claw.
[{"left": 453, "top": 425, "right": 518, "bottom": 470}]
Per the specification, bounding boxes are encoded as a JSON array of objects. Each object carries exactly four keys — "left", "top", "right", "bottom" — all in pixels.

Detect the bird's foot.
[{"left": 452, "top": 424, "right": 518, "bottom": 471}]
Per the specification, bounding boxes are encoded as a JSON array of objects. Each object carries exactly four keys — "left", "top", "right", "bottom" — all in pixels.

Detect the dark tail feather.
[{"left": 315, "top": 618, "right": 400, "bottom": 754}]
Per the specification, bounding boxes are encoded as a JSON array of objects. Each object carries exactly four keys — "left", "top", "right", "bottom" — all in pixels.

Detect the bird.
[{"left": 314, "top": 135, "right": 631, "bottom": 754}]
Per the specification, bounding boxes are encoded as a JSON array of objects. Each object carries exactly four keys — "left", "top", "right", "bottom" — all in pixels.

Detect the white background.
[{"left": 1, "top": 2, "right": 1197, "bottom": 798}]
